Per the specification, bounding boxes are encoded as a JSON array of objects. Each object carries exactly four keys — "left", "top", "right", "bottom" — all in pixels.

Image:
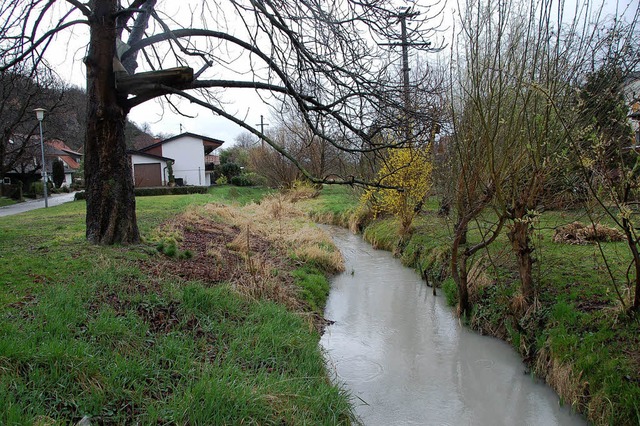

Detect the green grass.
[
  {"left": 0, "top": 188, "right": 354, "bottom": 425},
  {"left": 302, "top": 185, "right": 360, "bottom": 226},
  {"left": 0, "top": 197, "right": 17, "bottom": 207},
  {"left": 292, "top": 266, "right": 331, "bottom": 312}
]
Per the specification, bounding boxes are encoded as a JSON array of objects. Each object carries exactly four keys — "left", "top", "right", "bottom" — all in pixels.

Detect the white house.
[{"left": 129, "top": 132, "right": 224, "bottom": 187}]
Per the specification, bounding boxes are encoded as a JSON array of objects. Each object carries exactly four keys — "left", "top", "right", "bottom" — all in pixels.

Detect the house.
[
  {"left": 2, "top": 135, "right": 81, "bottom": 188},
  {"left": 625, "top": 72, "right": 640, "bottom": 146},
  {"left": 129, "top": 132, "right": 224, "bottom": 187},
  {"left": 127, "top": 150, "right": 174, "bottom": 187},
  {"left": 44, "top": 139, "right": 82, "bottom": 187}
]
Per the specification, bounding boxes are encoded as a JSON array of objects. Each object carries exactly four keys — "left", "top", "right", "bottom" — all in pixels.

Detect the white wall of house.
[
  {"left": 130, "top": 153, "right": 170, "bottom": 185},
  {"left": 63, "top": 171, "right": 73, "bottom": 187},
  {"left": 161, "top": 136, "right": 209, "bottom": 186},
  {"left": 625, "top": 76, "right": 640, "bottom": 145}
]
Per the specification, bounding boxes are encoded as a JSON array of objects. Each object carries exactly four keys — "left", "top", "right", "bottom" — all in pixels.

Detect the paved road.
[{"left": 0, "top": 192, "right": 79, "bottom": 218}]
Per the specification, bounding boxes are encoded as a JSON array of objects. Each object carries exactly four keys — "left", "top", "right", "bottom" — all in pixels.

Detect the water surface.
[{"left": 320, "top": 226, "right": 585, "bottom": 426}]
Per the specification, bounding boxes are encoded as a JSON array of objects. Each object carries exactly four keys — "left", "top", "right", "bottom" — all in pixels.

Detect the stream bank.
[
  {"left": 320, "top": 226, "right": 585, "bottom": 425},
  {"left": 302, "top": 186, "right": 640, "bottom": 425}
]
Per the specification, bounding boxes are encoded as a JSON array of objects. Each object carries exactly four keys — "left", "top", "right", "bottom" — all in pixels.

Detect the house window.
[{"left": 3, "top": 177, "right": 10, "bottom": 184}]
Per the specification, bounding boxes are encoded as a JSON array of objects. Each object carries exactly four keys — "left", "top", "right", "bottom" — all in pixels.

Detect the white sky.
[{"left": 42, "top": 0, "right": 636, "bottom": 147}]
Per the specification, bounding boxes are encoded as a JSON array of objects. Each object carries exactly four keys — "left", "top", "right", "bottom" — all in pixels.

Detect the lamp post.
[{"left": 34, "top": 108, "right": 48, "bottom": 208}]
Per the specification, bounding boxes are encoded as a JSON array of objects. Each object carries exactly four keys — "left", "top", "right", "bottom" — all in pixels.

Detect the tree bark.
[
  {"left": 451, "top": 219, "right": 471, "bottom": 317},
  {"left": 508, "top": 205, "right": 535, "bottom": 302},
  {"left": 621, "top": 216, "right": 640, "bottom": 312},
  {"left": 84, "top": 0, "right": 139, "bottom": 244}
]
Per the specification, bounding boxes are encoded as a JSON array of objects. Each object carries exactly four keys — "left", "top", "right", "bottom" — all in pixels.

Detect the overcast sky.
[{"left": 42, "top": 0, "right": 636, "bottom": 147}]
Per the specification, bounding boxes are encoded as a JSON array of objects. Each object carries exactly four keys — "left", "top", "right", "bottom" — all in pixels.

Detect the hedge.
[{"left": 74, "top": 186, "right": 209, "bottom": 200}]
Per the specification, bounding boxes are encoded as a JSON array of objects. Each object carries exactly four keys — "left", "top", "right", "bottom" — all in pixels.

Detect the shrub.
[
  {"left": 360, "top": 145, "right": 433, "bottom": 235},
  {"left": 71, "top": 177, "right": 84, "bottom": 190},
  {"left": 30, "top": 181, "right": 44, "bottom": 197},
  {"left": 230, "top": 175, "right": 253, "bottom": 187},
  {"left": 134, "top": 186, "right": 209, "bottom": 196},
  {"left": 241, "top": 172, "right": 266, "bottom": 187},
  {"left": 216, "top": 176, "right": 228, "bottom": 185},
  {"left": 77, "top": 187, "right": 209, "bottom": 199},
  {"left": 52, "top": 160, "right": 65, "bottom": 188},
  {"left": 221, "top": 162, "right": 241, "bottom": 180}
]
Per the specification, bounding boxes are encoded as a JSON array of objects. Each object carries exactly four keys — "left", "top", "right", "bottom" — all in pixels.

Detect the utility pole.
[
  {"left": 399, "top": 8, "right": 414, "bottom": 114},
  {"left": 255, "top": 115, "right": 269, "bottom": 148},
  {"left": 379, "top": 7, "right": 431, "bottom": 145}
]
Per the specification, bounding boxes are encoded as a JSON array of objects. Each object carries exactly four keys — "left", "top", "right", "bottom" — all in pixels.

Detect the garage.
[{"left": 133, "top": 163, "right": 162, "bottom": 187}]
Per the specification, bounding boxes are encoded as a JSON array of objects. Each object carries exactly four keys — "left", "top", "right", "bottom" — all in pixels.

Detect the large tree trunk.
[{"left": 84, "top": 0, "right": 139, "bottom": 244}]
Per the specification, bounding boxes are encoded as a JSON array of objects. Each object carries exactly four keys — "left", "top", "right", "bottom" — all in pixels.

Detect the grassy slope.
[
  {"left": 0, "top": 187, "right": 353, "bottom": 425},
  {"left": 305, "top": 186, "right": 640, "bottom": 425}
]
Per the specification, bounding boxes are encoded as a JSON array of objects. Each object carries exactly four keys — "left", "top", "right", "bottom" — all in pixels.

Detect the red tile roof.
[{"left": 45, "top": 139, "right": 82, "bottom": 170}]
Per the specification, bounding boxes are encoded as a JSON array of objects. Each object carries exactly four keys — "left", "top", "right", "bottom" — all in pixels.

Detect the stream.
[{"left": 319, "top": 226, "right": 586, "bottom": 426}]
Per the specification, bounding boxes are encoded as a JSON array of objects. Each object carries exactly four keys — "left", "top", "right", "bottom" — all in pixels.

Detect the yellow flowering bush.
[{"left": 361, "top": 145, "right": 433, "bottom": 234}]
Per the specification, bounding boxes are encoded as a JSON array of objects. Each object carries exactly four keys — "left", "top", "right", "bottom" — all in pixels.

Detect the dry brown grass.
[
  {"left": 535, "top": 346, "right": 591, "bottom": 418},
  {"left": 228, "top": 195, "right": 345, "bottom": 273},
  {"left": 149, "top": 192, "right": 345, "bottom": 312},
  {"left": 553, "top": 221, "right": 625, "bottom": 245},
  {"left": 348, "top": 206, "right": 373, "bottom": 233},
  {"left": 229, "top": 252, "right": 301, "bottom": 310},
  {"left": 467, "top": 259, "right": 494, "bottom": 304},
  {"left": 509, "top": 292, "right": 527, "bottom": 318},
  {"left": 282, "top": 184, "right": 320, "bottom": 202}
]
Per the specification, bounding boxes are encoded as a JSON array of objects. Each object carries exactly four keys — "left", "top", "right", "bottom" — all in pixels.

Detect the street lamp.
[{"left": 34, "top": 108, "right": 48, "bottom": 208}]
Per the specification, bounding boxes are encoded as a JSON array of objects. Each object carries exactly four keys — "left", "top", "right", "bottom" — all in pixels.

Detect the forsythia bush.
[{"left": 361, "top": 145, "right": 433, "bottom": 234}]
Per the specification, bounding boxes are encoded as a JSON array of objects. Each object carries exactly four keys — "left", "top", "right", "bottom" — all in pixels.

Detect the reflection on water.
[{"left": 320, "top": 226, "right": 585, "bottom": 426}]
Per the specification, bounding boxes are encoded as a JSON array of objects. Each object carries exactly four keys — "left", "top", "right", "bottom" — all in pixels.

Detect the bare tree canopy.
[{"left": 0, "top": 0, "right": 443, "bottom": 244}]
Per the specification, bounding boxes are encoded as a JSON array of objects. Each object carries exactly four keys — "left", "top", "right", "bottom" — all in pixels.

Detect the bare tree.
[
  {"left": 567, "top": 16, "right": 640, "bottom": 312},
  {"left": 248, "top": 127, "right": 302, "bottom": 189},
  {"left": 447, "top": 0, "right": 627, "bottom": 313},
  {"left": 0, "top": 0, "right": 442, "bottom": 244},
  {"left": 0, "top": 65, "right": 65, "bottom": 183}
]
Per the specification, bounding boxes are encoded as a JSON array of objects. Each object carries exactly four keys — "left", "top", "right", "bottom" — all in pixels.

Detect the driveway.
[{"left": 0, "top": 192, "right": 79, "bottom": 218}]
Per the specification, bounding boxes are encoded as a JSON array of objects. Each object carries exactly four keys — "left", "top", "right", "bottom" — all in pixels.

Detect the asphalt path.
[{"left": 0, "top": 192, "right": 79, "bottom": 217}]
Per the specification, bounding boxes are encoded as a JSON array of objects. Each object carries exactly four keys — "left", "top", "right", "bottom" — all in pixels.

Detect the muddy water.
[{"left": 320, "top": 226, "right": 585, "bottom": 426}]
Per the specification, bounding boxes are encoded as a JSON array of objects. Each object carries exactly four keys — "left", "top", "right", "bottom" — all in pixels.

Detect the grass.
[
  {"left": 207, "top": 184, "right": 274, "bottom": 205},
  {"left": 0, "top": 186, "right": 354, "bottom": 425},
  {"left": 301, "top": 185, "right": 360, "bottom": 227},
  {"left": 300, "top": 188, "right": 640, "bottom": 426},
  {"left": 0, "top": 197, "right": 17, "bottom": 207},
  {"left": 292, "top": 266, "right": 331, "bottom": 313}
]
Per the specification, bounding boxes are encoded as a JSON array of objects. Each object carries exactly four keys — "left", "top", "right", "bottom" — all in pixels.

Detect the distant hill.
[{"left": 4, "top": 78, "right": 153, "bottom": 152}]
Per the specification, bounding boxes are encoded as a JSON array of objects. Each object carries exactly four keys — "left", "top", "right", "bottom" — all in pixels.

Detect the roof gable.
[
  {"left": 139, "top": 132, "right": 224, "bottom": 152},
  {"left": 127, "top": 149, "right": 174, "bottom": 162}
]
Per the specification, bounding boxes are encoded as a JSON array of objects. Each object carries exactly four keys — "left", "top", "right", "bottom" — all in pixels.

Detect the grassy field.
[
  {"left": 0, "top": 186, "right": 354, "bottom": 425},
  {"left": 304, "top": 186, "right": 640, "bottom": 425}
]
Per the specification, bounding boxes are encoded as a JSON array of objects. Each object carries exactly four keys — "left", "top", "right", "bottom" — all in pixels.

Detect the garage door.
[{"left": 134, "top": 163, "right": 162, "bottom": 187}]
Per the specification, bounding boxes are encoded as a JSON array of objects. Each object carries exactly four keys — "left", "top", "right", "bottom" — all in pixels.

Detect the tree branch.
[{"left": 64, "top": 0, "right": 91, "bottom": 17}]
